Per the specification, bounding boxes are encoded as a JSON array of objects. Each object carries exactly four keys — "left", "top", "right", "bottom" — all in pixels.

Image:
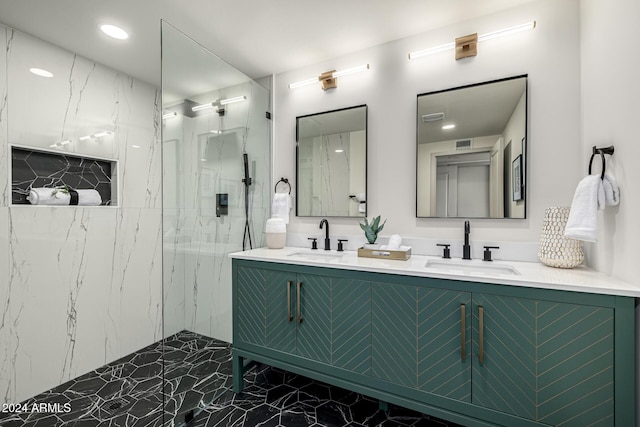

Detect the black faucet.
[
  {"left": 319, "top": 219, "right": 330, "bottom": 250},
  {"left": 462, "top": 220, "right": 471, "bottom": 260}
]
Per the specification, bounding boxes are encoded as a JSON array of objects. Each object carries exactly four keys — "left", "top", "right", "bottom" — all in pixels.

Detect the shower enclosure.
[{"left": 161, "top": 22, "right": 271, "bottom": 423}]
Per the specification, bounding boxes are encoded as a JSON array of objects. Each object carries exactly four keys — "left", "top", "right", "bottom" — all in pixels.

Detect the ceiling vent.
[
  {"left": 456, "top": 139, "right": 472, "bottom": 150},
  {"left": 421, "top": 112, "right": 445, "bottom": 122}
]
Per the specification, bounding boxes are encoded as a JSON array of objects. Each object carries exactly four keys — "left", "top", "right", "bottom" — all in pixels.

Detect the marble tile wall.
[
  {"left": 0, "top": 23, "right": 162, "bottom": 403},
  {"left": 1, "top": 27, "right": 9, "bottom": 205}
]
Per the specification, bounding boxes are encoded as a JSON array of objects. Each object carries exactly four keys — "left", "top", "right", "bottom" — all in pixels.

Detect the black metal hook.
[
  {"left": 588, "top": 145, "right": 615, "bottom": 180},
  {"left": 274, "top": 177, "right": 291, "bottom": 194}
]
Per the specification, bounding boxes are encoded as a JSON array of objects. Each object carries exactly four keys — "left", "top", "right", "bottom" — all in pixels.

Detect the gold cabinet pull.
[
  {"left": 287, "top": 281, "right": 293, "bottom": 322},
  {"left": 460, "top": 304, "right": 466, "bottom": 361},
  {"left": 297, "top": 282, "right": 303, "bottom": 323},
  {"left": 478, "top": 306, "right": 484, "bottom": 365}
]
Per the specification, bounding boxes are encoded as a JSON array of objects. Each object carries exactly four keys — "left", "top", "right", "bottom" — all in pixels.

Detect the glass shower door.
[{"left": 161, "top": 21, "right": 271, "bottom": 425}]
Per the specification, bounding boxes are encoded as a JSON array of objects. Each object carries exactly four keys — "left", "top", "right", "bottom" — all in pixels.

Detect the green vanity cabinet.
[
  {"left": 471, "top": 294, "right": 538, "bottom": 420},
  {"left": 232, "top": 259, "right": 635, "bottom": 427},
  {"left": 371, "top": 281, "right": 472, "bottom": 401},
  {"left": 234, "top": 263, "right": 370, "bottom": 371},
  {"left": 235, "top": 264, "right": 332, "bottom": 363}
]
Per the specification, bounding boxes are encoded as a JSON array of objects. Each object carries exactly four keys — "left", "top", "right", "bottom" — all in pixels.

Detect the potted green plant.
[{"left": 360, "top": 215, "right": 386, "bottom": 249}]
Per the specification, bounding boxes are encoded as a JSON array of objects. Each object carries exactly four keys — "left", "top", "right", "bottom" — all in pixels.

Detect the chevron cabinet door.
[
  {"left": 295, "top": 273, "right": 331, "bottom": 364},
  {"left": 536, "top": 302, "right": 614, "bottom": 427},
  {"left": 331, "top": 278, "right": 371, "bottom": 375},
  {"left": 472, "top": 294, "right": 537, "bottom": 420},
  {"left": 418, "top": 288, "right": 472, "bottom": 402},
  {"left": 236, "top": 266, "right": 267, "bottom": 346},
  {"left": 265, "top": 270, "right": 297, "bottom": 354},
  {"left": 371, "top": 281, "right": 418, "bottom": 388}
]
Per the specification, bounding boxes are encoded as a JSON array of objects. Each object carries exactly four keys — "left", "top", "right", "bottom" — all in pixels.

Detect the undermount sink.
[
  {"left": 287, "top": 251, "right": 344, "bottom": 260},
  {"left": 424, "top": 259, "right": 520, "bottom": 276}
]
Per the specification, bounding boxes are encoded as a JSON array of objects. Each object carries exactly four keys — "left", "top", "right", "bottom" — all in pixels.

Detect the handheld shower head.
[{"left": 242, "top": 153, "right": 252, "bottom": 187}]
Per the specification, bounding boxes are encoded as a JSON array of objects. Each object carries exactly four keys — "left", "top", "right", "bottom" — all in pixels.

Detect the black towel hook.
[
  {"left": 588, "top": 145, "right": 615, "bottom": 180},
  {"left": 274, "top": 177, "right": 291, "bottom": 194}
]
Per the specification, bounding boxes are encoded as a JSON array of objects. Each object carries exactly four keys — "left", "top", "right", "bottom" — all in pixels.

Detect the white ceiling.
[{"left": 0, "top": 0, "right": 537, "bottom": 86}]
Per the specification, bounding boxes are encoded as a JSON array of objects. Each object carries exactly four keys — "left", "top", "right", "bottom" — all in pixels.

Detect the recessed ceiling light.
[
  {"left": 29, "top": 68, "right": 53, "bottom": 78},
  {"left": 442, "top": 124, "right": 456, "bottom": 130},
  {"left": 100, "top": 24, "right": 129, "bottom": 40}
]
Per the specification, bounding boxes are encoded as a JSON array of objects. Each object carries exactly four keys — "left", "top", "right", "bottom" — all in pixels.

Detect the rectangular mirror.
[
  {"left": 296, "top": 105, "right": 367, "bottom": 217},
  {"left": 416, "top": 75, "right": 527, "bottom": 219}
]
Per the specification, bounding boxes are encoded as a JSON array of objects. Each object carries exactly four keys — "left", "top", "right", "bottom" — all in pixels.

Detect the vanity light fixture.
[
  {"left": 442, "top": 124, "right": 456, "bottom": 130},
  {"left": 288, "top": 64, "right": 370, "bottom": 90},
  {"left": 335, "top": 149, "right": 344, "bottom": 153},
  {"left": 29, "top": 68, "right": 54, "bottom": 78},
  {"left": 100, "top": 24, "right": 129, "bottom": 40},
  {"left": 409, "top": 21, "right": 536, "bottom": 60},
  {"left": 162, "top": 112, "right": 178, "bottom": 120},
  {"left": 210, "top": 130, "right": 222, "bottom": 134},
  {"left": 93, "top": 131, "right": 112, "bottom": 138}
]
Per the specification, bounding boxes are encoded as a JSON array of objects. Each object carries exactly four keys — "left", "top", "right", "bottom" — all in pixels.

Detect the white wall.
[
  {"left": 580, "top": 0, "right": 640, "bottom": 285},
  {"left": 273, "top": 0, "right": 581, "bottom": 250},
  {"left": 580, "top": 1, "right": 640, "bottom": 424},
  {"left": 0, "top": 24, "right": 162, "bottom": 403}
]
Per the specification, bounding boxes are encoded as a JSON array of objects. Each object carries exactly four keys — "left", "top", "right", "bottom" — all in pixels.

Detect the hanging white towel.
[
  {"left": 602, "top": 173, "right": 620, "bottom": 207},
  {"left": 271, "top": 192, "right": 291, "bottom": 224},
  {"left": 564, "top": 175, "right": 605, "bottom": 242}
]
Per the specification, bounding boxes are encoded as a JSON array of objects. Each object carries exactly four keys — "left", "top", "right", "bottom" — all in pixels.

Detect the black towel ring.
[
  {"left": 274, "top": 177, "right": 291, "bottom": 194},
  {"left": 588, "top": 145, "right": 615, "bottom": 180}
]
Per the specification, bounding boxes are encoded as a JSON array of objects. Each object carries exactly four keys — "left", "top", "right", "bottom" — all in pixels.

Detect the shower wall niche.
[{"left": 10, "top": 145, "right": 118, "bottom": 205}]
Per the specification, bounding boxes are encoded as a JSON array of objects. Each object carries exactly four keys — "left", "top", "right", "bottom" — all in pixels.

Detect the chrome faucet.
[
  {"left": 463, "top": 220, "right": 471, "bottom": 260},
  {"left": 319, "top": 218, "right": 330, "bottom": 250}
]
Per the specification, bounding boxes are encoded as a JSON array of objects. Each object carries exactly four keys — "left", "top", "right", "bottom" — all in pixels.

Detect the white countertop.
[{"left": 230, "top": 247, "right": 640, "bottom": 298}]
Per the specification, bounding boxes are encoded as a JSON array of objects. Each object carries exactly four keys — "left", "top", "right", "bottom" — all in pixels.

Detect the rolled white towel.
[
  {"left": 76, "top": 189, "right": 102, "bottom": 206},
  {"left": 27, "top": 188, "right": 102, "bottom": 206},
  {"left": 28, "top": 188, "right": 70, "bottom": 205}
]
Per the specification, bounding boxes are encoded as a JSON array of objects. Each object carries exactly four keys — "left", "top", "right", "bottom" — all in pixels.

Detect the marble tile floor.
[
  {"left": 0, "top": 331, "right": 230, "bottom": 427},
  {"left": 0, "top": 331, "right": 463, "bottom": 427}
]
